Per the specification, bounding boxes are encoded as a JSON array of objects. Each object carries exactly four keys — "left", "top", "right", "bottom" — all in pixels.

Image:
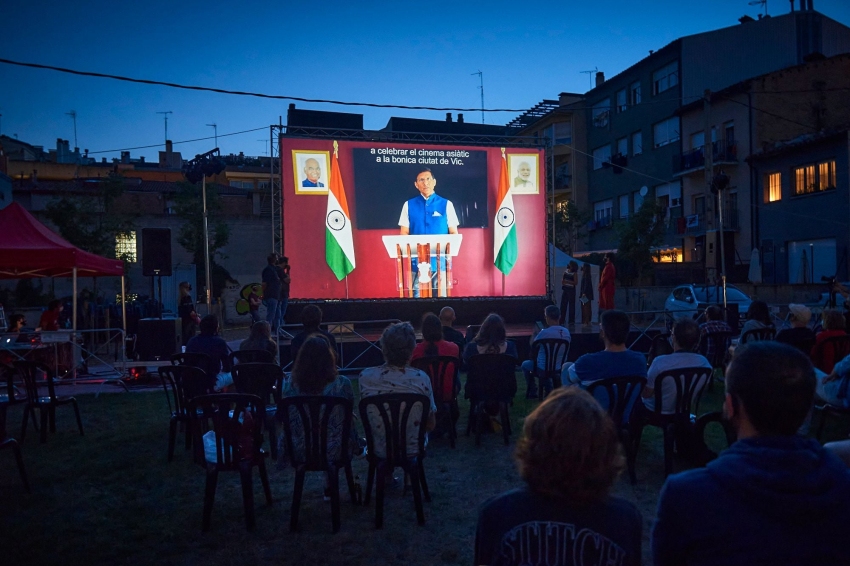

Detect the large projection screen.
[{"left": 281, "top": 138, "right": 546, "bottom": 299}]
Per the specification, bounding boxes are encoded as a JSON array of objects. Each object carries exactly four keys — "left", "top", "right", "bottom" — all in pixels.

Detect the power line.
[{"left": 86, "top": 125, "right": 267, "bottom": 154}]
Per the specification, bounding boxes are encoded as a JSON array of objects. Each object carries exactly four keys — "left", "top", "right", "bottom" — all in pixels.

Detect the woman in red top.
[
  {"left": 38, "top": 300, "right": 63, "bottom": 331},
  {"left": 598, "top": 253, "right": 617, "bottom": 315},
  {"left": 811, "top": 309, "right": 848, "bottom": 373},
  {"left": 411, "top": 313, "right": 460, "bottom": 401}
]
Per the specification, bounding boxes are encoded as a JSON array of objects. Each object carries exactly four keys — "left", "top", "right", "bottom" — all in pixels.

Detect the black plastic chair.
[
  {"left": 187, "top": 393, "right": 273, "bottom": 532},
  {"left": 699, "top": 330, "right": 733, "bottom": 391},
  {"left": 278, "top": 396, "right": 357, "bottom": 533},
  {"left": 632, "top": 366, "right": 712, "bottom": 477},
  {"left": 811, "top": 335, "right": 850, "bottom": 373},
  {"left": 232, "top": 363, "right": 284, "bottom": 459},
  {"left": 529, "top": 338, "right": 571, "bottom": 398},
  {"left": 411, "top": 356, "right": 460, "bottom": 448},
  {"left": 464, "top": 354, "right": 517, "bottom": 446},
  {"left": 15, "top": 361, "right": 83, "bottom": 444},
  {"left": 740, "top": 326, "right": 776, "bottom": 344},
  {"left": 0, "top": 401, "right": 30, "bottom": 493},
  {"left": 359, "top": 393, "right": 431, "bottom": 528},
  {"left": 0, "top": 361, "right": 26, "bottom": 406},
  {"left": 159, "top": 365, "right": 214, "bottom": 462},
  {"left": 171, "top": 352, "right": 215, "bottom": 386},
  {"left": 586, "top": 375, "right": 647, "bottom": 484},
  {"left": 229, "top": 349, "right": 275, "bottom": 367}
]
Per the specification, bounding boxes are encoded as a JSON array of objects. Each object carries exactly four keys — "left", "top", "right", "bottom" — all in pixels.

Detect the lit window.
[
  {"left": 794, "top": 160, "right": 835, "bottom": 195},
  {"left": 653, "top": 61, "right": 679, "bottom": 95},
  {"left": 115, "top": 231, "right": 137, "bottom": 262},
  {"left": 592, "top": 145, "right": 612, "bottom": 170},
  {"left": 767, "top": 172, "right": 781, "bottom": 202},
  {"left": 653, "top": 117, "right": 680, "bottom": 148},
  {"left": 819, "top": 160, "right": 836, "bottom": 191}
]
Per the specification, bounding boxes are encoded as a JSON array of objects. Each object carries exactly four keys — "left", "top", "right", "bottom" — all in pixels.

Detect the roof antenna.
[
  {"left": 749, "top": 0, "right": 768, "bottom": 16},
  {"left": 580, "top": 67, "right": 599, "bottom": 90},
  {"left": 471, "top": 70, "right": 484, "bottom": 124}
]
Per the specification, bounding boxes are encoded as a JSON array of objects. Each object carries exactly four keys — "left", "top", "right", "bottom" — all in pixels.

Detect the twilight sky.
[{"left": 2, "top": 0, "right": 849, "bottom": 163}]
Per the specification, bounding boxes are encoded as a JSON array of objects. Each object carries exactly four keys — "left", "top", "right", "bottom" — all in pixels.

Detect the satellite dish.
[{"left": 640, "top": 186, "right": 648, "bottom": 197}]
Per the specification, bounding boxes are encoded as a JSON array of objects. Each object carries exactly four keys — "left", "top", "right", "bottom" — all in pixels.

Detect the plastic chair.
[
  {"left": 699, "top": 330, "right": 733, "bottom": 391},
  {"left": 171, "top": 352, "right": 215, "bottom": 386},
  {"left": 632, "top": 366, "right": 712, "bottom": 477},
  {"left": 0, "top": 361, "right": 26, "bottom": 406},
  {"left": 278, "top": 396, "right": 357, "bottom": 533},
  {"left": 187, "top": 393, "right": 273, "bottom": 532},
  {"left": 529, "top": 338, "right": 571, "bottom": 398},
  {"left": 229, "top": 349, "right": 274, "bottom": 367},
  {"left": 811, "top": 335, "right": 850, "bottom": 373},
  {"left": 232, "top": 363, "right": 284, "bottom": 459},
  {"left": 464, "top": 354, "right": 517, "bottom": 446},
  {"left": 15, "top": 361, "right": 83, "bottom": 444},
  {"left": 585, "top": 375, "right": 647, "bottom": 484},
  {"left": 359, "top": 393, "right": 431, "bottom": 528},
  {"left": 411, "top": 356, "right": 460, "bottom": 448},
  {"left": 159, "top": 365, "right": 214, "bottom": 462},
  {"left": 740, "top": 326, "right": 776, "bottom": 344},
  {"left": 0, "top": 400, "right": 30, "bottom": 493}
]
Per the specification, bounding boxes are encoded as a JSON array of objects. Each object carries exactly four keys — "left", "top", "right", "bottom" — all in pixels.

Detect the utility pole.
[
  {"left": 704, "top": 89, "right": 714, "bottom": 231},
  {"left": 66, "top": 110, "right": 78, "bottom": 148},
  {"left": 471, "top": 71, "right": 484, "bottom": 124},
  {"left": 156, "top": 111, "right": 172, "bottom": 145},
  {"left": 206, "top": 123, "right": 218, "bottom": 148}
]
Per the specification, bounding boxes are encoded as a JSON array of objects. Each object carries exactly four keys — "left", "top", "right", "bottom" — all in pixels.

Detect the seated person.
[
  {"left": 521, "top": 305, "right": 571, "bottom": 399},
  {"left": 411, "top": 312, "right": 460, "bottom": 400},
  {"left": 652, "top": 342, "right": 850, "bottom": 565},
  {"left": 698, "top": 304, "right": 733, "bottom": 366},
  {"left": 439, "top": 306, "right": 466, "bottom": 355},
  {"left": 815, "top": 351, "right": 850, "bottom": 409},
  {"left": 359, "top": 322, "right": 437, "bottom": 459},
  {"left": 290, "top": 304, "right": 337, "bottom": 363},
  {"left": 462, "top": 313, "right": 518, "bottom": 363},
  {"left": 475, "top": 387, "right": 642, "bottom": 566},
  {"left": 238, "top": 321, "right": 278, "bottom": 363},
  {"left": 811, "top": 309, "right": 848, "bottom": 373},
  {"left": 775, "top": 303, "right": 816, "bottom": 354},
  {"left": 7, "top": 313, "right": 26, "bottom": 334},
  {"left": 185, "top": 314, "right": 232, "bottom": 391},
  {"left": 38, "top": 300, "right": 63, "bottom": 331},
  {"left": 739, "top": 300, "right": 774, "bottom": 343},
  {"left": 640, "top": 318, "right": 712, "bottom": 414},
  {"left": 565, "top": 310, "right": 646, "bottom": 387}
]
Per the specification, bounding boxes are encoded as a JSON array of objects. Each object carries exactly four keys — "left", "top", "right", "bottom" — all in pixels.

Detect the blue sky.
[{"left": 2, "top": 0, "right": 849, "bottom": 162}]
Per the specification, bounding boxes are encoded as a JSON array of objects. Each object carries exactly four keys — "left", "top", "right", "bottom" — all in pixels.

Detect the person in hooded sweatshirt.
[{"left": 652, "top": 341, "right": 850, "bottom": 566}]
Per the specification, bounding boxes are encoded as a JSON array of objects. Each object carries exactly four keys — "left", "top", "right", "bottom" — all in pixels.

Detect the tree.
[
  {"left": 615, "top": 199, "right": 667, "bottom": 286},
  {"left": 173, "top": 181, "right": 233, "bottom": 299},
  {"left": 552, "top": 200, "right": 589, "bottom": 256}
]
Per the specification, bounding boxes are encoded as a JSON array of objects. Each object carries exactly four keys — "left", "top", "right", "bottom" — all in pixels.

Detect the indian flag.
[
  {"left": 326, "top": 142, "right": 355, "bottom": 280},
  {"left": 494, "top": 149, "right": 517, "bottom": 275}
]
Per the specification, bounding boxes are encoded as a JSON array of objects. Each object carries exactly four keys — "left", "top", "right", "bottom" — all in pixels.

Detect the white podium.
[{"left": 381, "top": 235, "right": 463, "bottom": 298}]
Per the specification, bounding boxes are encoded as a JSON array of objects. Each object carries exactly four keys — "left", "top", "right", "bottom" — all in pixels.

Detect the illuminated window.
[
  {"left": 794, "top": 160, "right": 835, "bottom": 195},
  {"left": 767, "top": 172, "right": 781, "bottom": 202},
  {"left": 115, "top": 231, "right": 137, "bottom": 262},
  {"left": 819, "top": 160, "right": 836, "bottom": 191}
]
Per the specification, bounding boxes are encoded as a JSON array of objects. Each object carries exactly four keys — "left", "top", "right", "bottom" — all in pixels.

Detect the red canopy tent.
[{"left": 0, "top": 202, "right": 126, "bottom": 333}]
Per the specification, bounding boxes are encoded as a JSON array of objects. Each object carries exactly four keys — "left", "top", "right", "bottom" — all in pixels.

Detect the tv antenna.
[
  {"left": 471, "top": 70, "right": 484, "bottom": 123},
  {"left": 580, "top": 67, "right": 599, "bottom": 90},
  {"left": 206, "top": 123, "right": 217, "bottom": 148},
  {"left": 156, "top": 111, "right": 172, "bottom": 146},
  {"left": 257, "top": 139, "right": 268, "bottom": 156},
  {"left": 65, "top": 110, "right": 78, "bottom": 148},
  {"left": 748, "top": 0, "right": 768, "bottom": 16}
]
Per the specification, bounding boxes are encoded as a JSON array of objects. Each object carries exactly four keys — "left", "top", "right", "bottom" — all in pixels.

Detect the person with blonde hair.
[{"left": 475, "top": 387, "right": 642, "bottom": 565}]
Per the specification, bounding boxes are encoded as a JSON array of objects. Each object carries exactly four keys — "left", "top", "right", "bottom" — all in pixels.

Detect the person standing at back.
[
  {"left": 580, "top": 262, "right": 594, "bottom": 327},
  {"left": 560, "top": 261, "right": 578, "bottom": 326},
  {"left": 178, "top": 281, "right": 199, "bottom": 347},
  {"left": 276, "top": 256, "right": 291, "bottom": 332},
  {"left": 261, "top": 253, "right": 281, "bottom": 333},
  {"left": 598, "top": 253, "right": 616, "bottom": 321}
]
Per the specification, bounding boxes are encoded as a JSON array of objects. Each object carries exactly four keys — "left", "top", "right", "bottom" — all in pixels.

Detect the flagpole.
[
  {"left": 502, "top": 272, "right": 505, "bottom": 297},
  {"left": 345, "top": 274, "right": 349, "bottom": 299}
]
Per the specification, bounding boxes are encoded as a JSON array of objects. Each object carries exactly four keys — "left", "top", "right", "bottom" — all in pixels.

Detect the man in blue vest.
[{"left": 398, "top": 168, "right": 459, "bottom": 297}]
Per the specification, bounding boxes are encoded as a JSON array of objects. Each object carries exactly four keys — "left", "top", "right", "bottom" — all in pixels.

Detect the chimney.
[
  {"left": 288, "top": 103, "right": 295, "bottom": 110},
  {"left": 446, "top": 112, "right": 453, "bottom": 122},
  {"left": 595, "top": 71, "right": 605, "bottom": 87},
  {"left": 165, "top": 140, "right": 173, "bottom": 154},
  {"left": 457, "top": 113, "right": 464, "bottom": 124},
  {"left": 102, "top": 157, "right": 107, "bottom": 164},
  {"left": 121, "top": 151, "right": 130, "bottom": 164},
  {"left": 139, "top": 156, "right": 145, "bottom": 163}
]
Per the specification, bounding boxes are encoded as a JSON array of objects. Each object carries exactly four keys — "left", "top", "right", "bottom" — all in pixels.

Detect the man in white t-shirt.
[
  {"left": 522, "top": 305, "right": 571, "bottom": 398},
  {"left": 641, "top": 318, "right": 712, "bottom": 414}
]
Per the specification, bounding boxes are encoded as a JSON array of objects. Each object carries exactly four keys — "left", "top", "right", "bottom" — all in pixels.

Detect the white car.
[{"left": 664, "top": 284, "right": 752, "bottom": 321}]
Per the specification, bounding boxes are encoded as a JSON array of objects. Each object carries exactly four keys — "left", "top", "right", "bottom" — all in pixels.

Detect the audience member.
[
  {"left": 239, "top": 321, "right": 278, "bottom": 363},
  {"left": 640, "top": 318, "right": 711, "bottom": 414},
  {"left": 462, "top": 313, "right": 518, "bottom": 363},
  {"left": 811, "top": 309, "right": 848, "bottom": 373},
  {"left": 565, "top": 310, "right": 646, "bottom": 387},
  {"left": 775, "top": 303, "right": 816, "bottom": 354},
  {"left": 739, "top": 300, "right": 773, "bottom": 343},
  {"left": 439, "top": 306, "right": 466, "bottom": 355},
  {"left": 475, "top": 387, "right": 642, "bottom": 566},
  {"left": 7, "top": 313, "right": 25, "bottom": 333},
  {"left": 177, "top": 281, "right": 199, "bottom": 346},
  {"left": 185, "top": 314, "right": 232, "bottom": 390},
  {"left": 521, "top": 305, "right": 571, "bottom": 399},
  {"left": 815, "top": 351, "right": 850, "bottom": 409},
  {"left": 290, "top": 304, "right": 337, "bottom": 363},
  {"left": 698, "top": 304, "right": 732, "bottom": 365},
  {"left": 38, "top": 299, "right": 63, "bottom": 331},
  {"left": 276, "top": 255, "right": 291, "bottom": 330},
  {"left": 412, "top": 312, "right": 460, "bottom": 400},
  {"left": 652, "top": 341, "right": 850, "bottom": 565}
]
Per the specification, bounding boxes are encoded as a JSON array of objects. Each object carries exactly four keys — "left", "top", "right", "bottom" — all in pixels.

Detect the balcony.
[
  {"left": 680, "top": 209, "right": 740, "bottom": 235},
  {"left": 673, "top": 140, "right": 738, "bottom": 175}
]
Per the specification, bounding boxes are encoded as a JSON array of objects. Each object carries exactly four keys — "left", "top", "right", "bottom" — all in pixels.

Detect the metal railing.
[{"left": 674, "top": 140, "right": 738, "bottom": 173}]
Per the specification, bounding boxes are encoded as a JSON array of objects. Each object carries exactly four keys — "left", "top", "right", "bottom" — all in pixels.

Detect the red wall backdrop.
[{"left": 282, "top": 138, "right": 546, "bottom": 299}]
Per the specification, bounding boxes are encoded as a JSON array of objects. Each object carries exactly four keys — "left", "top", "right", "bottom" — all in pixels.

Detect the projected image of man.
[
  {"left": 302, "top": 158, "right": 325, "bottom": 188},
  {"left": 398, "top": 168, "right": 459, "bottom": 296}
]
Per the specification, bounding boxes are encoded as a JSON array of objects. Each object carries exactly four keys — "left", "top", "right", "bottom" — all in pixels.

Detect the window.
[
  {"left": 619, "top": 194, "right": 630, "bottom": 218},
  {"left": 653, "top": 61, "right": 679, "bottom": 95},
  {"left": 115, "top": 231, "right": 137, "bottom": 263},
  {"left": 694, "top": 195, "right": 705, "bottom": 215},
  {"left": 257, "top": 180, "right": 270, "bottom": 190},
  {"left": 653, "top": 117, "right": 680, "bottom": 148},
  {"left": 724, "top": 121, "right": 735, "bottom": 145},
  {"left": 629, "top": 81, "right": 641, "bottom": 106},
  {"left": 229, "top": 180, "right": 254, "bottom": 189},
  {"left": 553, "top": 121, "right": 572, "bottom": 144},
  {"left": 632, "top": 131, "right": 643, "bottom": 155},
  {"left": 594, "top": 199, "right": 613, "bottom": 225},
  {"left": 634, "top": 190, "right": 644, "bottom": 212},
  {"left": 690, "top": 131, "right": 704, "bottom": 150},
  {"left": 767, "top": 172, "right": 781, "bottom": 202},
  {"left": 656, "top": 181, "right": 682, "bottom": 210},
  {"left": 616, "top": 89, "right": 627, "bottom": 113},
  {"left": 616, "top": 137, "right": 628, "bottom": 156},
  {"left": 794, "top": 160, "right": 836, "bottom": 195},
  {"left": 592, "top": 100, "right": 610, "bottom": 128},
  {"left": 592, "top": 145, "right": 612, "bottom": 170}
]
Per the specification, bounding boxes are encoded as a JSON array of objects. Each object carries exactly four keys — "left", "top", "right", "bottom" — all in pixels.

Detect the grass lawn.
[{"left": 0, "top": 375, "right": 774, "bottom": 566}]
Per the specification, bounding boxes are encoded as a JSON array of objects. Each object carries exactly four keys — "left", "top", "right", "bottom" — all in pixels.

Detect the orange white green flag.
[
  {"left": 494, "top": 148, "right": 517, "bottom": 275},
  {"left": 326, "top": 141, "right": 355, "bottom": 280}
]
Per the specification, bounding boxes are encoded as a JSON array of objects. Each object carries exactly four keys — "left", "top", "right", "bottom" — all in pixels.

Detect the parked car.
[{"left": 664, "top": 284, "right": 752, "bottom": 321}]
